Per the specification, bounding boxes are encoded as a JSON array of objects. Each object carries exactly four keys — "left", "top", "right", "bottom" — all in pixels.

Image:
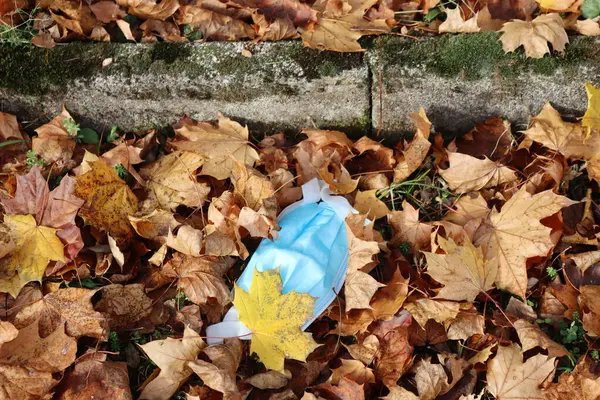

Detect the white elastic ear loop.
[{"left": 205, "top": 306, "right": 251, "bottom": 345}]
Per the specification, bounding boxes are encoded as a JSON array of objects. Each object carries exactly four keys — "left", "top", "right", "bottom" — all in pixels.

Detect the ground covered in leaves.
[
  {"left": 1, "top": 0, "right": 600, "bottom": 54},
  {"left": 2, "top": 84, "right": 600, "bottom": 399}
]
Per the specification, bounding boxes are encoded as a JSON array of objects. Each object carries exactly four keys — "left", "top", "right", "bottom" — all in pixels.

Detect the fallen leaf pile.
[
  {"left": 1, "top": 0, "right": 600, "bottom": 54},
  {"left": 2, "top": 82, "right": 600, "bottom": 398}
]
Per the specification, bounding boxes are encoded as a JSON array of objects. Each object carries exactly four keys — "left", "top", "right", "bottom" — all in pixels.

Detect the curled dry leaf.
[
  {"left": 388, "top": 201, "right": 432, "bottom": 253},
  {"left": 139, "top": 327, "right": 206, "bottom": 400},
  {"left": 166, "top": 225, "right": 203, "bottom": 257},
  {"left": 128, "top": 209, "right": 181, "bottom": 243},
  {"left": 513, "top": 318, "right": 568, "bottom": 358},
  {"left": 330, "top": 359, "right": 375, "bottom": 385},
  {"left": 189, "top": 338, "right": 242, "bottom": 396}
]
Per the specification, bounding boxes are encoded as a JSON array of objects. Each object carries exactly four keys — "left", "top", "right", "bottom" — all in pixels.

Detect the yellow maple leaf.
[
  {"left": 583, "top": 82, "right": 600, "bottom": 137},
  {"left": 233, "top": 268, "right": 318, "bottom": 372},
  {"left": 0, "top": 214, "right": 66, "bottom": 297},
  {"left": 74, "top": 160, "right": 138, "bottom": 244},
  {"left": 439, "top": 152, "right": 517, "bottom": 194},
  {"left": 424, "top": 236, "right": 498, "bottom": 302},
  {"left": 499, "top": 13, "right": 568, "bottom": 59}
]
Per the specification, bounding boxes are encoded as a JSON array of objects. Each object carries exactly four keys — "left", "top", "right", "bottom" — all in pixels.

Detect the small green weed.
[
  {"left": 114, "top": 163, "right": 128, "bottom": 180},
  {"left": 109, "top": 331, "right": 121, "bottom": 352},
  {"left": 26, "top": 150, "right": 44, "bottom": 169}
]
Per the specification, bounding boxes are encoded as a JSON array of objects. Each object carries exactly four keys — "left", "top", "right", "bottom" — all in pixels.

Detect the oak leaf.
[
  {"left": 424, "top": 236, "right": 498, "bottom": 302},
  {"left": 74, "top": 159, "right": 138, "bottom": 243},
  {"left": 189, "top": 338, "right": 242, "bottom": 396},
  {"left": 500, "top": 13, "right": 568, "bottom": 58},
  {"left": 233, "top": 268, "right": 318, "bottom": 372},
  {"left": 140, "top": 151, "right": 209, "bottom": 212},
  {"left": 172, "top": 113, "right": 259, "bottom": 180},
  {"left": 473, "top": 187, "right": 575, "bottom": 299},
  {"left": 13, "top": 288, "right": 108, "bottom": 340},
  {"left": 439, "top": 152, "right": 517, "bottom": 194},
  {"left": 486, "top": 343, "right": 555, "bottom": 399},
  {"left": 164, "top": 253, "right": 234, "bottom": 306},
  {"left": 0, "top": 214, "right": 66, "bottom": 297},
  {"left": 139, "top": 327, "right": 206, "bottom": 400}
]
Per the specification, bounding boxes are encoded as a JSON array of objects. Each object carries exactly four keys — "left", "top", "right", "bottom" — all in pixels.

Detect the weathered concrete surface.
[
  {"left": 0, "top": 41, "right": 370, "bottom": 136},
  {"left": 367, "top": 33, "right": 600, "bottom": 138}
]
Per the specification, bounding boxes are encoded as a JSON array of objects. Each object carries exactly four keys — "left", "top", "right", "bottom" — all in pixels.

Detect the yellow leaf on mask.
[
  {"left": 0, "top": 214, "right": 66, "bottom": 297},
  {"left": 233, "top": 268, "right": 318, "bottom": 372},
  {"left": 583, "top": 82, "right": 600, "bottom": 137}
]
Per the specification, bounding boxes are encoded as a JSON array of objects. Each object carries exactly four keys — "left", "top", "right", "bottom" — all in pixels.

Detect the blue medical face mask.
[{"left": 206, "top": 179, "right": 353, "bottom": 344}]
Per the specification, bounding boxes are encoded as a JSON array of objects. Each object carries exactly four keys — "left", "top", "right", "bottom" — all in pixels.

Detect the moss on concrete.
[{"left": 371, "top": 33, "right": 600, "bottom": 81}]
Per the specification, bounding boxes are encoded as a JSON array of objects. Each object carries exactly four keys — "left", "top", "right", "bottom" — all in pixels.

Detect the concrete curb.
[{"left": 1, "top": 33, "right": 599, "bottom": 139}]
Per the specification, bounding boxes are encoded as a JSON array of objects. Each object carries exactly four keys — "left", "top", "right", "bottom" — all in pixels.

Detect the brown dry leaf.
[
  {"left": 524, "top": 101, "right": 600, "bottom": 160},
  {"left": 439, "top": 7, "right": 480, "bottom": 33},
  {"left": 189, "top": 338, "right": 242, "bottom": 396},
  {"left": 128, "top": 209, "right": 181, "bottom": 243},
  {"left": 0, "top": 322, "right": 18, "bottom": 346},
  {"left": 444, "top": 192, "right": 489, "bottom": 228},
  {"left": 123, "top": 0, "right": 179, "bottom": 20},
  {"left": 13, "top": 288, "right": 107, "bottom": 340},
  {"left": 140, "top": 151, "right": 209, "bottom": 212},
  {"left": 301, "top": 18, "right": 365, "bottom": 52},
  {"left": 313, "top": 376, "right": 365, "bottom": 400},
  {"left": 389, "top": 201, "right": 432, "bottom": 252},
  {"left": 32, "top": 106, "right": 76, "bottom": 167},
  {"left": 424, "top": 236, "right": 497, "bottom": 302},
  {"left": 573, "top": 19, "right": 600, "bottom": 36},
  {"left": 579, "top": 285, "right": 600, "bottom": 336},
  {"left": 232, "top": 0, "right": 317, "bottom": 28},
  {"left": 318, "top": 162, "right": 359, "bottom": 194},
  {"left": 164, "top": 253, "right": 234, "bottom": 306},
  {"left": 439, "top": 152, "right": 517, "bottom": 194},
  {"left": 513, "top": 318, "right": 568, "bottom": 358},
  {"left": 445, "top": 310, "right": 485, "bottom": 340},
  {"left": 454, "top": 117, "right": 513, "bottom": 161},
  {"left": 245, "top": 370, "right": 289, "bottom": 390},
  {"left": 330, "top": 359, "right": 375, "bottom": 385},
  {"left": 473, "top": 187, "right": 575, "bottom": 299},
  {"left": 345, "top": 214, "right": 384, "bottom": 311},
  {"left": 140, "top": 327, "right": 206, "bottom": 400},
  {"left": 172, "top": 113, "right": 259, "bottom": 180},
  {"left": 486, "top": 343, "right": 556, "bottom": 399},
  {"left": 90, "top": 1, "right": 126, "bottom": 23},
  {"left": 0, "top": 112, "right": 21, "bottom": 140},
  {"left": 393, "top": 131, "right": 431, "bottom": 184},
  {"left": 177, "top": 5, "right": 255, "bottom": 41},
  {"left": 344, "top": 334, "right": 379, "bottom": 365},
  {"left": 353, "top": 136, "right": 396, "bottom": 170},
  {"left": 74, "top": 159, "right": 138, "bottom": 244},
  {"left": 205, "top": 193, "right": 249, "bottom": 259},
  {"left": 56, "top": 354, "right": 132, "bottom": 400},
  {"left": 500, "top": 13, "right": 568, "bottom": 58},
  {"left": 231, "top": 159, "right": 275, "bottom": 211},
  {"left": 354, "top": 189, "right": 390, "bottom": 220},
  {"left": 544, "top": 357, "right": 600, "bottom": 400},
  {"left": 382, "top": 386, "right": 419, "bottom": 399},
  {"left": 237, "top": 206, "right": 278, "bottom": 239},
  {"left": 412, "top": 358, "right": 449, "bottom": 400},
  {"left": 404, "top": 299, "right": 460, "bottom": 329},
  {"left": 374, "top": 317, "right": 413, "bottom": 388},
  {"left": 166, "top": 225, "right": 204, "bottom": 257},
  {"left": 370, "top": 268, "right": 409, "bottom": 320},
  {"left": 94, "top": 284, "right": 153, "bottom": 332}
]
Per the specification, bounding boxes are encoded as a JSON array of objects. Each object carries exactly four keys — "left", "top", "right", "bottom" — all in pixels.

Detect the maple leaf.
[
  {"left": 120, "top": 0, "right": 179, "bottom": 20},
  {"left": 0, "top": 112, "right": 21, "bottom": 140},
  {"left": 139, "top": 151, "right": 209, "bottom": 212},
  {"left": 233, "top": 268, "right": 318, "bottom": 372},
  {"left": 524, "top": 101, "right": 600, "bottom": 160},
  {"left": 13, "top": 288, "right": 108, "bottom": 340},
  {"left": 128, "top": 209, "right": 181, "bottom": 242},
  {"left": 500, "top": 13, "right": 568, "bottom": 59},
  {"left": 57, "top": 354, "right": 132, "bottom": 400},
  {"left": 353, "top": 189, "right": 389, "bottom": 220},
  {"left": 245, "top": 370, "right": 289, "bottom": 389},
  {"left": 74, "top": 159, "right": 138, "bottom": 243},
  {"left": 513, "top": 318, "right": 568, "bottom": 358},
  {"left": 424, "top": 236, "right": 498, "bottom": 302},
  {"left": 445, "top": 309, "right": 485, "bottom": 340},
  {"left": 393, "top": 132, "right": 431, "bottom": 184},
  {"left": 139, "top": 327, "right": 206, "bottom": 400},
  {"left": 544, "top": 357, "right": 600, "bottom": 400},
  {"left": 344, "top": 334, "right": 379, "bottom": 365},
  {"left": 313, "top": 376, "right": 365, "bottom": 400},
  {"left": 412, "top": 358, "right": 449, "bottom": 400},
  {"left": 583, "top": 82, "right": 600, "bottom": 137},
  {"left": 404, "top": 298, "right": 460, "bottom": 328},
  {"left": 188, "top": 338, "right": 242, "bottom": 396},
  {"left": 388, "top": 201, "right": 432, "bottom": 253},
  {"left": 353, "top": 136, "right": 396, "bottom": 170},
  {"left": 172, "top": 113, "right": 259, "bottom": 180},
  {"left": 370, "top": 267, "right": 409, "bottom": 320},
  {"left": 32, "top": 106, "right": 76, "bottom": 167},
  {"left": 439, "top": 152, "right": 517, "bottom": 194},
  {"left": 439, "top": 7, "right": 480, "bottom": 33},
  {"left": 0, "top": 214, "right": 66, "bottom": 297},
  {"left": 94, "top": 284, "right": 153, "bottom": 332},
  {"left": 331, "top": 359, "right": 375, "bottom": 385},
  {"left": 373, "top": 314, "right": 413, "bottom": 387},
  {"left": 473, "top": 187, "right": 575, "bottom": 299},
  {"left": 177, "top": 5, "right": 256, "bottom": 41},
  {"left": 164, "top": 253, "right": 234, "bottom": 306},
  {"left": 486, "top": 343, "right": 555, "bottom": 399},
  {"left": 166, "top": 225, "right": 204, "bottom": 257}
]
